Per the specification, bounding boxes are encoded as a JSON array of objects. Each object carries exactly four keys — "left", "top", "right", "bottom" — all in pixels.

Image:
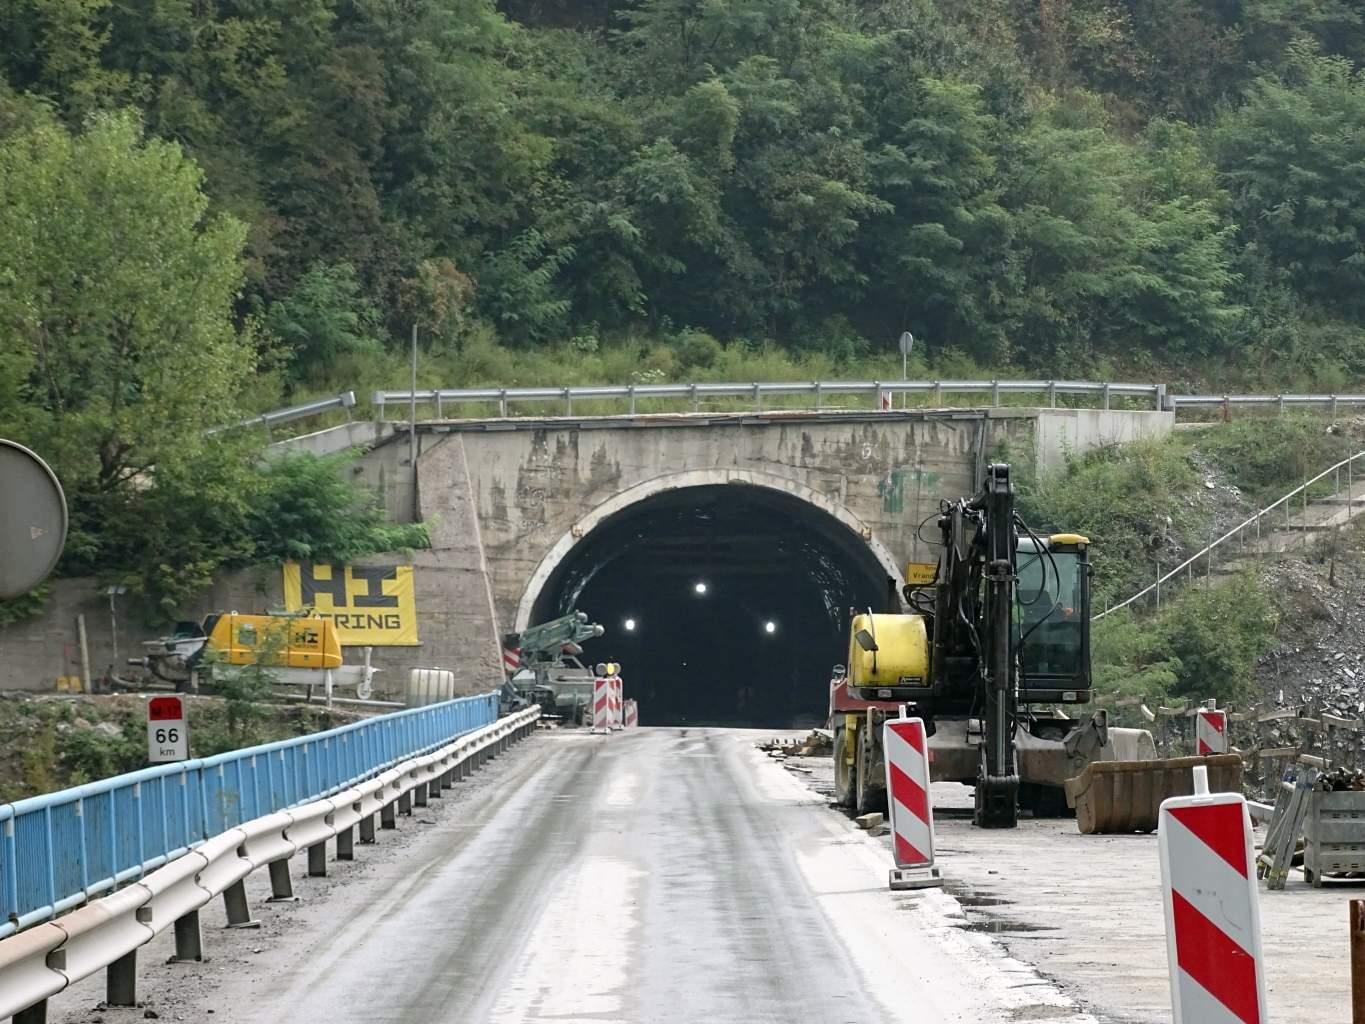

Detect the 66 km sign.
[{"left": 147, "top": 696, "right": 189, "bottom": 763}]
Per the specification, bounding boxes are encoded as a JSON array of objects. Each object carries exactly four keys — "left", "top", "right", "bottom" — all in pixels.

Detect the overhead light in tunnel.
[
  {"left": 693, "top": 581, "right": 708, "bottom": 595},
  {"left": 624, "top": 617, "right": 637, "bottom": 632},
  {"left": 764, "top": 620, "right": 777, "bottom": 634}
]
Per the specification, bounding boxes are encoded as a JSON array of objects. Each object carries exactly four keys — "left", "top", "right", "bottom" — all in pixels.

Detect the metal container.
[
  {"left": 1065, "top": 754, "right": 1245, "bottom": 834},
  {"left": 1305, "top": 789, "right": 1365, "bottom": 887}
]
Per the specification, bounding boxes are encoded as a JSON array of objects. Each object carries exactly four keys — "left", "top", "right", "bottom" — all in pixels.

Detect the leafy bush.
[
  {"left": 1018, "top": 438, "right": 1207, "bottom": 606},
  {"left": 1093, "top": 573, "right": 1279, "bottom": 707},
  {"left": 1195, "top": 416, "right": 1358, "bottom": 502}
]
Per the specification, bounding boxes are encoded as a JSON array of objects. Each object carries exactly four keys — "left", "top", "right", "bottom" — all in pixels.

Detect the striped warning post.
[
  {"left": 882, "top": 713, "right": 942, "bottom": 890},
  {"left": 624, "top": 699, "right": 639, "bottom": 728},
  {"left": 502, "top": 646, "right": 521, "bottom": 674},
  {"left": 1159, "top": 765, "right": 1266, "bottom": 1024},
  {"left": 591, "top": 676, "right": 611, "bottom": 734},
  {"left": 609, "top": 676, "right": 624, "bottom": 731},
  {"left": 1196, "top": 707, "right": 1228, "bottom": 755}
]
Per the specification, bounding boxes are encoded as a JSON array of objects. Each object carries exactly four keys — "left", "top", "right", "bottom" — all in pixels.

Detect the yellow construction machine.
[
  {"left": 132, "top": 611, "right": 376, "bottom": 698},
  {"left": 831, "top": 462, "right": 1235, "bottom": 831}
]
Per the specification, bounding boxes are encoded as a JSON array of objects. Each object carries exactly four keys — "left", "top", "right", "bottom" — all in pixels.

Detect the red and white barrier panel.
[
  {"left": 882, "top": 712, "right": 942, "bottom": 890},
  {"left": 502, "top": 646, "right": 521, "bottom": 673},
  {"left": 609, "top": 677, "right": 624, "bottom": 731},
  {"left": 624, "top": 699, "right": 639, "bottom": 728},
  {"left": 591, "top": 677, "right": 612, "bottom": 734},
  {"left": 1159, "top": 765, "right": 1266, "bottom": 1024},
  {"left": 1196, "top": 707, "right": 1228, "bottom": 755}
]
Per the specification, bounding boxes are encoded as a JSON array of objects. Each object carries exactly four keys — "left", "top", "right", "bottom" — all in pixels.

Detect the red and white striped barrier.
[
  {"left": 1196, "top": 707, "right": 1227, "bottom": 755},
  {"left": 624, "top": 699, "right": 638, "bottom": 728},
  {"left": 502, "top": 646, "right": 521, "bottom": 674},
  {"left": 609, "top": 677, "right": 623, "bottom": 731},
  {"left": 1159, "top": 765, "right": 1266, "bottom": 1024},
  {"left": 882, "top": 711, "right": 942, "bottom": 890},
  {"left": 591, "top": 677, "right": 611, "bottom": 734}
]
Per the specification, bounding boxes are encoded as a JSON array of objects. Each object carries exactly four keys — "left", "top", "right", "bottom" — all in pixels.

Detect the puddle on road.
[
  {"left": 954, "top": 894, "right": 1011, "bottom": 908},
  {"left": 959, "top": 918, "right": 1059, "bottom": 934}
]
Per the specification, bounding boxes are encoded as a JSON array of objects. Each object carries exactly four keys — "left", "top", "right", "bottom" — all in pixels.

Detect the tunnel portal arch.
[{"left": 513, "top": 470, "right": 906, "bottom": 728}]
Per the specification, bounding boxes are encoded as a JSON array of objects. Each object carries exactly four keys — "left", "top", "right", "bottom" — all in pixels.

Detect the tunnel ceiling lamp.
[
  {"left": 624, "top": 617, "right": 637, "bottom": 632},
  {"left": 764, "top": 620, "right": 777, "bottom": 634},
  {"left": 693, "top": 581, "right": 708, "bottom": 595}
]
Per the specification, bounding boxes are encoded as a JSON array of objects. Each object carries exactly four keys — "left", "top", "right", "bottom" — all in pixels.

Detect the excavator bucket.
[{"left": 1064, "top": 753, "right": 1244, "bottom": 834}]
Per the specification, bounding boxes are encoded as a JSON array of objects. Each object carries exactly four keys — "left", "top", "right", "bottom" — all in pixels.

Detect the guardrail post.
[
  {"left": 267, "top": 859, "right": 295, "bottom": 900},
  {"left": 397, "top": 790, "right": 412, "bottom": 815},
  {"left": 1332, "top": 395, "right": 1339, "bottom": 420},
  {"left": 753, "top": 382, "right": 761, "bottom": 411},
  {"left": 223, "top": 879, "right": 258, "bottom": 928},
  {"left": 932, "top": 380, "right": 942, "bottom": 406},
  {"left": 564, "top": 388, "right": 572, "bottom": 416},
  {"left": 1278, "top": 393, "right": 1287, "bottom": 415},
  {"left": 13, "top": 1000, "right": 47, "bottom": 1024},
  {"left": 1047, "top": 380, "right": 1057, "bottom": 408},
  {"left": 991, "top": 380, "right": 1001, "bottom": 407},
  {"left": 173, "top": 909, "right": 204, "bottom": 961},
  {"left": 428, "top": 771, "right": 444, "bottom": 797},
  {"left": 690, "top": 384, "right": 699, "bottom": 412},
  {"left": 307, "top": 841, "right": 327, "bottom": 877},
  {"left": 628, "top": 385, "right": 637, "bottom": 416},
  {"left": 337, "top": 825, "right": 355, "bottom": 860},
  {"left": 815, "top": 381, "right": 823, "bottom": 410},
  {"left": 1102, "top": 383, "right": 1111, "bottom": 410},
  {"left": 380, "top": 801, "right": 396, "bottom": 829},
  {"left": 413, "top": 782, "right": 428, "bottom": 807},
  {"left": 107, "top": 949, "right": 138, "bottom": 1006},
  {"left": 360, "top": 812, "right": 377, "bottom": 842},
  {"left": 435, "top": 392, "right": 443, "bottom": 418},
  {"left": 499, "top": 389, "right": 508, "bottom": 417},
  {"left": 1156, "top": 383, "right": 1168, "bottom": 411}
]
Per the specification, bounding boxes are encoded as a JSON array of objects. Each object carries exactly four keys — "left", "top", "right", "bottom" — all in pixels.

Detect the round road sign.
[{"left": 0, "top": 439, "right": 68, "bottom": 599}]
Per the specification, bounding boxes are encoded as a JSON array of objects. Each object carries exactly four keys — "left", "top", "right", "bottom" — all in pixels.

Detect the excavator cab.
[{"left": 1015, "top": 534, "right": 1091, "bottom": 703}]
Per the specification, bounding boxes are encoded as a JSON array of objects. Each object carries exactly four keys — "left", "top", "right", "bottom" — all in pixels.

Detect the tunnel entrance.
[{"left": 527, "top": 482, "right": 893, "bottom": 728}]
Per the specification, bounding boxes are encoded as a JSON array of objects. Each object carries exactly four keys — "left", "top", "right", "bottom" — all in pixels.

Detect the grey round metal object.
[{"left": 0, "top": 439, "right": 68, "bottom": 599}]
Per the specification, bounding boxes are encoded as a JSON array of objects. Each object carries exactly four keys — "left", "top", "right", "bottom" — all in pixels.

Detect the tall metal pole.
[
  {"left": 409, "top": 323, "right": 418, "bottom": 473},
  {"left": 1351, "top": 899, "right": 1365, "bottom": 1024}
]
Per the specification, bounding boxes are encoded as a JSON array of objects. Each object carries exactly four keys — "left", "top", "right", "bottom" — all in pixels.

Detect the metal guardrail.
[
  {"left": 206, "top": 391, "right": 356, "bottom": 438},
  {"left": 0, "top": 704, "right": 539, "bottom": 1022},
  {"left": 370, "top": 379, "right": 1168, "bottom": 417},
  {"left": 1095, "top": 450, "right": 1365, "bottom": 620},
  {"left": 0, "top": 691, "right": 498, "bottom": 939},
  {"left": 226, "top": 382, "right": 1365, "bottom": 429}
]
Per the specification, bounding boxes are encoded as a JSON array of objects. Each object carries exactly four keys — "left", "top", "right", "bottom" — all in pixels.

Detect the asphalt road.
[{"left": 51, "top": 728, "right": 1096, "bottom": 1024}]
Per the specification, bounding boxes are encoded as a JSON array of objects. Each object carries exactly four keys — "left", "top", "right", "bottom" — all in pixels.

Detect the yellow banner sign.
[
  {"left": 905, "top": 561, "right": 938, "bottom": 586},
  {"left": 282, "top": 563, "right": 420, "bottom": 646}
]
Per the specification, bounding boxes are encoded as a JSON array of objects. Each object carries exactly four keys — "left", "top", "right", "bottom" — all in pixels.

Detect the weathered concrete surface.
[
  {"left": 43, "top": 729, "right": 1095, "bottom": 1024},
  {"left": 788, "top": 747, "right": 1360, "bottom": 1024},
  {"left": 397, "top": 407, "right": 1171, "bottom": 629},
  {"left": 1032, "top": 408, "right": 1174, "bottom": 473}
]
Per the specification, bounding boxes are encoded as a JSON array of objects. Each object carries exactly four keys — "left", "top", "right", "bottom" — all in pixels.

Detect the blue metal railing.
[{"left": 0, "top": 691, "right": 499, "bottom": 937}]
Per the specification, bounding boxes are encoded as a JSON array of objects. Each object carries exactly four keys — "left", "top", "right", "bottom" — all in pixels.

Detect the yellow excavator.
[{"left": 831, "top": 463, "right": 1237, "bottom": 830}]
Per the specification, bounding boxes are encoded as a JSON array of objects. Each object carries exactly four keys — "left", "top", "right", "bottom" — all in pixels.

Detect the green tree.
[
  {"left": 266, "top": 261, "right": 383, "bottom": 386},
  {"left": 1215, "top": 46, "right": 1365, "bottom": 322},
  {"left": 0, "top": 110, "right": 253, "bottom": 505}
]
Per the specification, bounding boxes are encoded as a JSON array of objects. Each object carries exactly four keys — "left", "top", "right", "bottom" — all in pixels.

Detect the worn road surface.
[{"left": 51, "top": 728, "right": 1095, "bottom": 1024}]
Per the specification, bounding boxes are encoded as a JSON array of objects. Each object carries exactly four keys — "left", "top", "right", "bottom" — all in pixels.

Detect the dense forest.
[{"left": 4, "top": 0, "right": 1365, "bottom": 616}]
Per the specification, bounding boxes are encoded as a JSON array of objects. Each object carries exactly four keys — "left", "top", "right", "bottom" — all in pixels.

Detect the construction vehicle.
[
  {"left": 132, "top": 611, "right": 377, "bottom": 698},
  {"left": 831, "top": 462, "right": 1163, "bottom": 829},
  {"left": 501, "top": 611, "right": 605, "bottom": 722}
]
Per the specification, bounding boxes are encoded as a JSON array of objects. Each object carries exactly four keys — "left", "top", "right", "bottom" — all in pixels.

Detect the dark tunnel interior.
[{"left": 529, "top": 484, "right": 893, "bottom": 727}]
